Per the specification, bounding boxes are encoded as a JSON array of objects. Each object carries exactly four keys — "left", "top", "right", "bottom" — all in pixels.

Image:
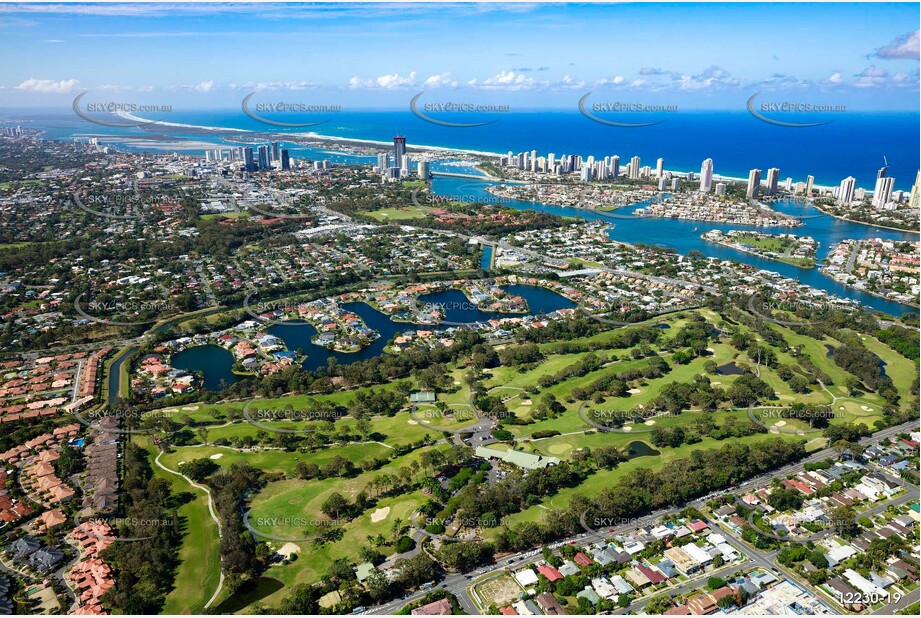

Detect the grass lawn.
[{"left": 137, "top": 437, "right": 223, "bottom": 614}]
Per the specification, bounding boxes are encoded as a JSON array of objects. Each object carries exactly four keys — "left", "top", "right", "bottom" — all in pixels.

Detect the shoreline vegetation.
[{"left": 701, "top": 230, "right": 818, "bottom": 269}]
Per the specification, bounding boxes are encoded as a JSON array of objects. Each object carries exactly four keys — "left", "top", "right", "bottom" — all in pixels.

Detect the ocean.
[{"left": 9, "top": 108, "right": 920, "bottom": 190}]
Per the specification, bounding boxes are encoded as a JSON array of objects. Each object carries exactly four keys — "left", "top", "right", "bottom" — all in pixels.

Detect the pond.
[
  {"left": 171, "top": 344, "right": 240, "bottom": 391},
  {"left": 178, "top": 285, "right": 574, "bottom": 388},
  {"left": 716, "top": 362, "right": 744, "bottom": 376},
  {"left": 625, "top": 440, "right": 660, "bottom": 459}
]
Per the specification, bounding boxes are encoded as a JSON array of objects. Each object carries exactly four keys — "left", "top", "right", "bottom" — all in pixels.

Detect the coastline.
[
  {"left": 811, "top": 203, "right": 921, "bottom": 235},
  {"left": 115, "top": 110, "right": 887, "bottom": 191}
]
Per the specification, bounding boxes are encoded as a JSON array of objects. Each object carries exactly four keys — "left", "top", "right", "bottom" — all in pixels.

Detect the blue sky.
[{"left": 0, "top": 2, "right": 918, "bottom": 110}]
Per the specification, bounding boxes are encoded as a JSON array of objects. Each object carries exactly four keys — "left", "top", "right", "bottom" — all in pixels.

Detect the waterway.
[
  {"left": 180, "top": 285, "right": 574, "bottom": 387},
  {"left": 430, "top": 175, "right": 916, "bottom": 317}
]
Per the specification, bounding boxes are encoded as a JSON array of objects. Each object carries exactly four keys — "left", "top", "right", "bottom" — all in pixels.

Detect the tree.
[
  {"left": 327, "top": 557, "right": 355, "bottom": 583},
  {"left": 321, "top": 492, "right": 351, "bottom": 520}
]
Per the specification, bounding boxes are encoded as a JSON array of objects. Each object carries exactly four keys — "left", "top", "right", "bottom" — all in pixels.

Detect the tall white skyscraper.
[
  {"left": 629, "top": 156, "right": 641, "bottom": 179},
  {"left": 873, "top": 176, "right": 895, "bottom": 207},
  {"left": 805, "top": 175, "right": 814, "bottom": 197},
  {"left": 699, "top": 158, "right": 713, "bottom": 193},
  {"left": 656, "top": 158, "right": 664, "bottom": 179},
  {"left": 746, "top": 169, "right": 762, "bottom": 199},
  {"left": 838, "top": 176, "right": 856, "bottom": 205},
  {"left": 765, "top": 168, "right": 780, "bottom": 196}
]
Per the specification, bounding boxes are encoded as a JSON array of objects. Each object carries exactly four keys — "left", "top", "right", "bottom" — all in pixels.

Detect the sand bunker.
[
  {"left": 645, "top": 420, "right": 656, "bottom": 426},
  {"left": 622, "top": 426, "right": 633, "bottom": 432},
  {"left": 209, "top": 453, "right": 224, "bottom": 460},
  {"left": 277, "top": 542, "right": 299, "bottom": 558},
  {"left": 407, "top": 420, "right": 418, "bottom": 425},
  {"left": 775, "top": 421, "right": 787, "bottom": 427},
  {"left": 860, "top": 405, "right": 872, "bottom": 411},
  {"left": 370, "top": 507, "right": 390, "bottom": 523},
  {"left": 182, "top": 406, "right": 200, "bottom": 411},
  {"left": 628, "top": 388, "right": 642, "bottom": 394}
]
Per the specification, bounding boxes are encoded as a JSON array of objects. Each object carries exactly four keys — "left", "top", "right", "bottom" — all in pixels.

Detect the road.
[{"left": 363, "top": 419, "right": 918, "bottom": 615}]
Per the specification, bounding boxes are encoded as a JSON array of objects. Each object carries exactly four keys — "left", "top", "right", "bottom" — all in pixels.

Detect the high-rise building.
[
  {"left": 877, "top": 166, "right": 887, "bottom": 179},
  {"left": 838, "top": 176, "right": 856, "bottom": 205},
  {"left": 394, "top": 136, "right": 406, "bottom": 166},
  {"left": 699, "top": 158, "right": 713, "bottom": 193},
  {"left": 280, "top": 149, "right": 290, "bottom": 170},
  {"left": 611, "top": 155, "right": 620, "bottom": 178},
  {"left": 271, "top": 141, "right": 280, "bottom": 161},
  {"left": 910, "top": 170, "right": 921, "bottom": 209},
  {"left": 417, "top": 161, "right": 430, "bottom": 179},
  {"left": 805, "top": 175, "right": 814, "bottom": 197},
  {"left": 765, "top": 168, "right": 780, "bottom": 196},
  {"left": 746, "top": 169, "right": 762, "bottom": 199},
  {"left": 670, "top": 178, "right": 680, "bottom": 191},
  {"left": 400, "top": 154, "right": 411, "bottom": 174},
  {"left": 377, "top": 153, "right": 390, "bottom": 172},
  {"left": 629, "top": 156, "right": 641, "bottom": 180},
  {"left": 715, "top": 182, "right": 727, "bottom": 196},
  {"left": 257, "top": 145, "right": 270, "bottom": 170},
  {"left": 656, "top": 158, "right": 664, "bottom": 179},
  {"left": 243, "top": 147, "right": 256, "bottom": 172},
  {"left": 657, "top": 177, "right": 667, "bottom": 191},
  {"left": 873, "top": 176, "right": 894, "bottom": 208}
]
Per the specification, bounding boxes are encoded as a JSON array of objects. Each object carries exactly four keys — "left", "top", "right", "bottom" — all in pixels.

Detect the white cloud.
[
  {"left": 194, "top": 80, "right": 214, "bottom": 92},
  {"left": 423, "top": 72, "right": 458, "bottom": 88},
  {"left": 874, "top": 29, "right": 920, "bottom": 59},
  {"left": 555, "top": 75, "right": 585, "bottom": 89},
  {"left": 348, "top": 72, "right": 417, "bottom": 89},
  {"left": 826, "top": 72, "right": 844, "bottom": 84},
  {"left": 473, "top": 70, "right": 536, "bottom": 90},
  {"left": 40, "top": 39, "right": 64, "bottom": 43},
  {"left": 15, "top": 77, "right": 79, "bottom": 93}
]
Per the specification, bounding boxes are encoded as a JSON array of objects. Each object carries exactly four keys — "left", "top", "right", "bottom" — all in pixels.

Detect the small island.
[{"left": 701, "top": 229, "right": 819, "bottom": 268}]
